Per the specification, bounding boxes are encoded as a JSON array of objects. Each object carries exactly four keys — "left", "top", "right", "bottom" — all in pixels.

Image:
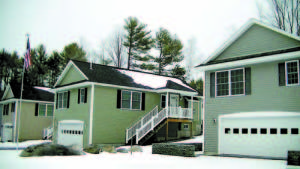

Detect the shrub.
[
  {"left": 84, "top": 145, "right": 101, "bottom": 154},
  {"left": 128, "top": 146, "right": 143, "bottom": 152},
  {"left": 20, "top": 143, "right": 82, "bottom": 157},
  {"left": 101, "top": 145, "right": 116, "bottom": 153}
]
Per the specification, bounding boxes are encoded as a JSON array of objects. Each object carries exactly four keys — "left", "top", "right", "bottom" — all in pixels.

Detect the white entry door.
[
  {"left": 2, "top": 123, "right": 13, "bottom": 142},
  {"left": 57, "top": 120, "right": 84, "bottom": 149},
  {"left": 170, "top": 94, "right": 179, "bottom": 107}
]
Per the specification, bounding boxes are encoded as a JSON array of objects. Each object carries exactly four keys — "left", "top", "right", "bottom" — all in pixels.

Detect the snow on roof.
[
  {"left": 219, "top": 111, "right": 300, "bottom": 119},
  {"left": 34, "top": 86, "right": 54, "bottom": 93},
  {"left": 117, "top": 69, "right": 193, "bottom": 90}
]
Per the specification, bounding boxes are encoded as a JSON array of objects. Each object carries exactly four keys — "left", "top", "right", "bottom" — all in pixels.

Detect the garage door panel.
[
  {"left": 57, "top": 121, "right": 84, "bottom": 149},
  {"left": 219, "top": 113, "right": 300, "bottom": 159}
]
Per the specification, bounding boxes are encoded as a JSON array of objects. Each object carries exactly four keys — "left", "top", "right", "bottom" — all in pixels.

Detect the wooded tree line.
[{"left": 0, "top": 16, "right": 203, "bottom": 94}]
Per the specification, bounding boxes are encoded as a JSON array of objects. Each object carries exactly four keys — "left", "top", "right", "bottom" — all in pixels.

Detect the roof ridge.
[{"left": 71, "top": 59, "right": 184, "bottom": 80}]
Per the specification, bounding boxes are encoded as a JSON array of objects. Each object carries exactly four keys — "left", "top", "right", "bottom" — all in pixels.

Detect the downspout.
[{"left": 89, "top": 84, "right": 95, "bottom": 145}]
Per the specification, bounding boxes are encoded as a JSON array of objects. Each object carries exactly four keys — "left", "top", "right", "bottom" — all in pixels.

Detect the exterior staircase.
[{"left": 126, "top": 106, "right": 193, "bottom": 145}]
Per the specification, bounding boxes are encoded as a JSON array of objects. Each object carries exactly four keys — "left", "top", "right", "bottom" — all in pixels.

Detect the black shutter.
[
  {"left": 84, "top": 88, "right": 88, "bottom": 103},
  {"left": 56, "top": 93, "right": 58, "bottom": 109},
  {"left": 141, "top": 92, "right": 146, "bottom": 111},
  {"left": 278, "top": 62, "right": 286, "bottom": 86},
  {"left": 35, "top": 103, "right": 39, "bottom": 116},
  {"left": 245, "top": 67, "right": 251, "bottom": 95},
  {"left": 78, "top": 89, "right": 80, "bottom": 104},
  {"left": 210, "top": 72, "right": 215, "bottom": 98},
  {"left": 67, "top": 91, "right": 70, "bottom": 108},
  {"left": 117, "top": 90, "right": 121, "bottom": 109}
]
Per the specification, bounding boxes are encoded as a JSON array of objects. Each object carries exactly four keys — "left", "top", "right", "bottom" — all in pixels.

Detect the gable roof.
[
  {"left": 1, "top": 83, "right": 54, "bottom": 102},
  {"left": 55, "top": 60, "right": 196, "bottom": 93},
  {"left": 197, "top": 19, "right": 300, "bottom": 69}
]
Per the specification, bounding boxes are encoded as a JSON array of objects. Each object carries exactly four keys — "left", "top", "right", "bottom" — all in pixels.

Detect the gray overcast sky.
[{"left": 0, "top": 0, "right": 260, "bottom": 61}]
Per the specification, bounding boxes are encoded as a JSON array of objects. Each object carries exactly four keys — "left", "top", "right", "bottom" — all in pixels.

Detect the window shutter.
[
  {"left": 78, "top": 89, "right": 80, "bottom": 104},
  {"left": 117, "top": 90, "right": 121, "bottom": 109},
  {"left": 35, "top": 103, "right": 39, "bottom": 116},
  {"left": 245, "top": 67, "right": 251, "bottom": 95},
  {"left": 67, "top": 91, "right": 70, "bottom": 108},
  {"left": 278, "top": 62, "right": 286, "bottom": 86},
  {"left": 210, "top": 72, "right": 215, "bottom": 98},
  {"left": 142, "top": 92, "right": 146, "bottom": 111},
  {"left": 56, "top": 93, "right": 58, "bottom": 109},
  {"left": 84, "top": 88, "right": 88, "bottom": 103}
]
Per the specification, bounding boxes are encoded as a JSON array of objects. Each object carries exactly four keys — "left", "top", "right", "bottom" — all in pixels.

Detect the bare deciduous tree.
[
  {"left": 106, "top": 30, "right": 127, "bottom": 68},
  {"left": 258, "top": 0, "right": 300, "bottom": 35}
]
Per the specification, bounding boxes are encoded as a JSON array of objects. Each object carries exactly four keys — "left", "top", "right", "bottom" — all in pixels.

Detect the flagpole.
[{"left": 16, "top": 34, "right": 29, "bottom": 150}]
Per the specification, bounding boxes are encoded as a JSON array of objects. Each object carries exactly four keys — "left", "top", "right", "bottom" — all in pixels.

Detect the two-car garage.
[
  {"left": 57, "top": 120, "right": 84, "bottom": 149},
  {"left": 218, "top": 112, "right": 300, "bottom": 159}
]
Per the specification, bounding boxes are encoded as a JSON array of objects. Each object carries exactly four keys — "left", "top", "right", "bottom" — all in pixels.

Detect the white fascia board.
[
  {"left": 202, "top": 19, "right": 300, "bottom": 64},
  {"left": 1, "top": 83, "right": 12, "bottom": 100},
  {"left": 155, "top": 89, "right": 198, "bottom": 96},
  {"left": 0, "top": 99, "right": 54, "bottom": 104},
  {"left": 198, "top": 51, "right": 300, "bottom": 72},
  {"left": 54, "top": 61, "right": 89, "bottom": 87}
]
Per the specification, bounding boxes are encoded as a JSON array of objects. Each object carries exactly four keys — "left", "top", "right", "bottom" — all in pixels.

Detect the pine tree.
[{"left": 123, "top": 17, "right": 154, "bottom": 70}]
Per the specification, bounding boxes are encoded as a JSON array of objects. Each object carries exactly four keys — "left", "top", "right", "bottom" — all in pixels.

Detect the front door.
[{"left": 169, "top": 94, "right": 179, "bottom": 117}]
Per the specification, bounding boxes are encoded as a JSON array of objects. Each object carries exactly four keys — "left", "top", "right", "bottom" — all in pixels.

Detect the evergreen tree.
[
  {"left": 47, "top": 51, "right": 63, "bottom": 87},
  {"left": 123, "top": 17, "right": 154, "bottom": 70},
  {"left": 60, "top": 43, "right": 87, "bottom": 66}
]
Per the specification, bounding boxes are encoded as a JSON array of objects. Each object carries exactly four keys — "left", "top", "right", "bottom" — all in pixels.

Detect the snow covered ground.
[{"left": 0, "top": 137, "right": 289, "bottom": 169}]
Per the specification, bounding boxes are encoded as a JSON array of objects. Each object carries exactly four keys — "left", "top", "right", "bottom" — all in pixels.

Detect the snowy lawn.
[{"left": 0, "top": 136, "right": 289, "bottom": 169}]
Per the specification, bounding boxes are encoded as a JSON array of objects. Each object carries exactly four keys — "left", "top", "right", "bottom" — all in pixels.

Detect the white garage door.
[
  {"left": 57, "top": 120, "right": 84, "bottom": 149},
  {"left": 2, "top": 123, "right": 13, "bottom": 142},
  {"left": 219, "top": 112, "right": 300, "bottom": 159}
]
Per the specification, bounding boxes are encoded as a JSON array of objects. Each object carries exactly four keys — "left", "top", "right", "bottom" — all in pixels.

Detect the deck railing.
[{"left": 126, "top": 106, "right": 193, "bottom": 144}]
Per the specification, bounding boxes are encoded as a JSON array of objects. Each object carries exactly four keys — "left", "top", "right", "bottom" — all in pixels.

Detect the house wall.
[
  {"left": 215, "top": 25, "right": 300, "bottom": 61},
  {"left": 53, "top": 87, "right": 91, "bottom": 147},
  {"left": 59, "top": 65, "right": 86, "bottom": 86},
  {"left": 92, "top": 86, "right": 160, "bottom": 144},
  {"left": 19, "top": 102, "right": 53, "bottom": 141},
  {"left": 204, "top": 60, "right": 300, "bottom": 154}
]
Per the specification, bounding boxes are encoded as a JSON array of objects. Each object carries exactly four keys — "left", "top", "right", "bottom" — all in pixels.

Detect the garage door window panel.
[
  {"left": 251, "top": 128, "right": 257, "bottom": 134},
  {"left": 260, "top": 128, "right": 267, "bottom": 134},
  {"left": 270, "top": 128, "right": 277, "bottom": 134},
  {"left": 225, "top": 128, "right": 231, "bottom": 134},
  {"left": 291, "top": 128, "right": 299, "bottom": 134},
  {"left": 242, "top": 128, "right": 248, "bottom": 134},
  {"left": 233, "top": 128, "right": 239, "bottom": 134},
  {"left": 280, "top": 128, "right": 288, "bottom": 134}
]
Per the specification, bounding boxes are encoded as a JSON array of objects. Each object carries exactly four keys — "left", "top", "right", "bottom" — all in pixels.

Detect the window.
[
  {"left": 183, "top": 124, "right": 189, "bottom": 129},
  {"left": 280, "top": 128, "right": 288, "bottom": 134},
  {"left": 233, "top": 128, "right": 239, "bottom": 134},
  {"left": 286, "top": 60, "right": 299, "bottom": 85},
  {"left": 11, "top": 102, "right": 16, "bottom": 112},
  {"left": 260, "top": 128, "right": 267, "bottom": 134},
  {"left": 57, "top": 91, "right": 69, "bottom": 109},
  {"left": 121, "top": 91, "right": 141, "bottom": 110},
  {"left": 242, "top": 128, "right": 248, "bottom": 134},
  {"left": 225, "top": 128, "right": 231, "bottom": 134},
  {"left": 291, "top": 128, "right": 299, "bottom": 134},
  {"left": 3, "top": 104, "right": 9, "bottom": 116},
  {"left": 78, "top": 88, "right": 87, "bottom": 104},
  {"left": 38, "top": 104, "right": 54, "bottom": 117},
  {"left": 161, "top": 95, "right": 166, "bottom": 108},
  {"left": 216, "top": 68, "right": 245, "bottom": 96},
  {"left": 270, "top": 128, "right": 277, "bottom": 134},
  {"left": 251, "top": 128, "right": 257, "bottom": 134}
]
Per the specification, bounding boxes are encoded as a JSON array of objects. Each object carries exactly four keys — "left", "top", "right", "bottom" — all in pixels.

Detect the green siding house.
[
  {"left": 53, "top": 60, "right": 201, "bottom": 149},
  {"left": 0, "top": 83, "right": 54, "bottom": 142},
  {"left": 197, "top": 19, "right": 300, "bottom": 159}
]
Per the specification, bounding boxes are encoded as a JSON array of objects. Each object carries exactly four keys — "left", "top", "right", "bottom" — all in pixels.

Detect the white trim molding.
[{"left": 89, "top": 84, "right": 95, "bottom": 145}]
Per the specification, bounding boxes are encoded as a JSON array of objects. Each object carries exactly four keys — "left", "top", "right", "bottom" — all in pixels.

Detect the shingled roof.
[
  {"left": 2, "top": 83, "right": 54, "bottom": 102},
  {"left": 57, "top": 60, "right": 196, "bottom": 93}
]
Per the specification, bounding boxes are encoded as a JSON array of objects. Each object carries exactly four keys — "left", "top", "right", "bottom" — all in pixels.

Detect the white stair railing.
[{"left": 126, "top": 106, "right": 158, "bottom": 143}]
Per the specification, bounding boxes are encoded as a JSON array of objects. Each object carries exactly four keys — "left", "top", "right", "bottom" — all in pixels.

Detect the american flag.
[{"left": 24, "top": 37, "right": 31, "bottom": 70}]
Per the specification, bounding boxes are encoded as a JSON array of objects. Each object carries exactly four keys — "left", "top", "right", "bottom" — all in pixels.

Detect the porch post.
[
  {"left": 191, "top": 96, "right": 193, "bottom": 119},
  {"left": 166, "top": 92, "right": 169, "bottom": 117},
  {"left": 166, "top": 120, "right": 169, "bottom": 141},
  {"left": 190, "top": 121, "right": 193, "bottom": 138}
]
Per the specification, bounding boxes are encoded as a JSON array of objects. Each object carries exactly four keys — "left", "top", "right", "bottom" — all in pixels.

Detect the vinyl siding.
[
  {"left": 92, "top": 86, "right": 160, "bottom": 144},
  {"left": 204, "top": 60, "right": 300, "bottom": 153},
  {"left": 53, "top": 87, "right": 90, "bottom": 147},
  {"left": 215, "top": 25, "right": 300, "bottom": 61},
  {"left": 59, "top": 65, "right": 87, "bottom": 86}
]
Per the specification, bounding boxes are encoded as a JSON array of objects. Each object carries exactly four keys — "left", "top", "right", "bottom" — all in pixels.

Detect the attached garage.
[
  {"left": 219, "top": 112, "right": 300, "bottom": 159},
  {"left": 57, "top": 120, "right": 84, "bottom": 149}
]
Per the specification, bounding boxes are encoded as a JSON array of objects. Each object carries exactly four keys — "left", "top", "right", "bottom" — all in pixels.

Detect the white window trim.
[
  {"left": 215, "top": 67, "right": 245, "bottom": 97},
  {"left": 285, "top": 60, "right": 300, "bottom": 86},
  {"left": 79, "top": 88, "right": 86, "bottom": 104},
  {"left": 38, "top": 104, "right": 54, "bottom": 117},
  {"left": 161, "top": 94, "right": 166, "bottom": 108},
  {"left": 121, "top": 90, "right": 142, "bottom": 110},
  {"left": 58, "top": 91, "right": 68, "bottom": 109}
]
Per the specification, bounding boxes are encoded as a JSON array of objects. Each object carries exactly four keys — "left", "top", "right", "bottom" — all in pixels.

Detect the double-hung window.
[
  {"left": 57, "top": 91, "right": 69, "bottom": 109},
  {"left": 3, "top": 104, "right": 9, "bottom": 115},
  {"left": 216, "top": 68, "right": 245, "bottom": 96},
  {"left": 286, "top": 60, "right": 299, "bottom": 85},
  {"left": 121, "top": 90, "right": 142, "bottom": 110},
  {"left": 78, "top": 88, "right": 87, "bottom": 104},
  {"left": 11, "top": 102, "right": 15, "bottom": 113},
  {"left": 37, "top": 104, "right": 53, "bottom": 117}
]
